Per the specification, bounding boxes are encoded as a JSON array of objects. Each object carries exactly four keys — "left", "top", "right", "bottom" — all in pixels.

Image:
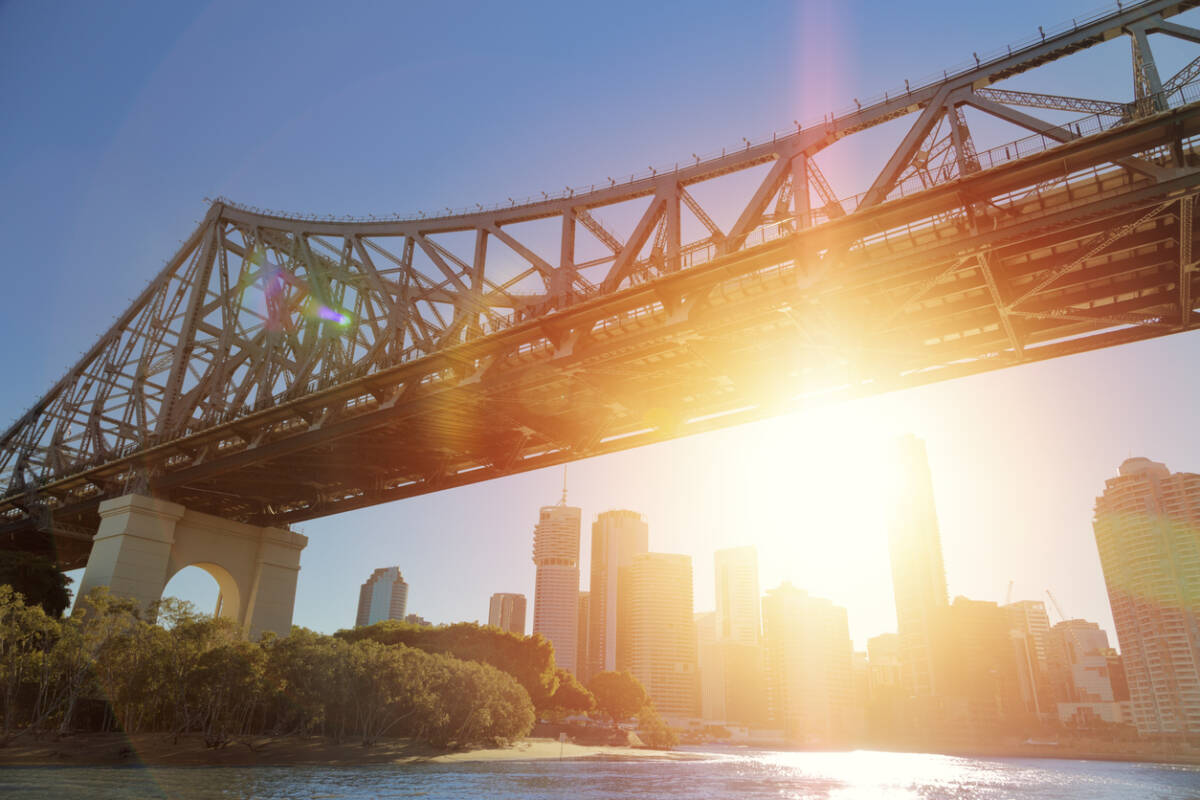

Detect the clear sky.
[{"left": 3, "top": 0, "right": 1199, "bottom": 649}]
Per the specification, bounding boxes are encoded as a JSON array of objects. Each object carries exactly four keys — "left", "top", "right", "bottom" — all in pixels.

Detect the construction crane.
[{"left": 1046, "top": 590, "right": 1068, "bottom": 623}]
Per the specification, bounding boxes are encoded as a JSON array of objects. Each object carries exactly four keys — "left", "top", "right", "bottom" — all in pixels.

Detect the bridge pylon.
[{"left": 75, "top": 494, "right": 307, "bottom": 639}]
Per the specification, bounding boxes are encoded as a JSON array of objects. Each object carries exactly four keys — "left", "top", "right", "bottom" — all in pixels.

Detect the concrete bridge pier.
[{"left": 75, "top": 494, "right": 307, "bottom": 639}]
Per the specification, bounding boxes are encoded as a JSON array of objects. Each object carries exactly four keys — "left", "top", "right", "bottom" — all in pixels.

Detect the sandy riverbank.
[
  {"left": 0, "top": 733, "right": 701, "bottom": 767},
  {"left": 4, "top": 733, "right": 1197, "bottom": 768}
]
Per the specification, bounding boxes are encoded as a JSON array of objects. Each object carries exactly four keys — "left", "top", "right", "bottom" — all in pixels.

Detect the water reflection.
[{"left": 2, "top": 750, "right": 1197, "bottom": 800}]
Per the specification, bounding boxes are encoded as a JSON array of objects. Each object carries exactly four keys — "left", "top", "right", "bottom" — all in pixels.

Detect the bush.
[
  {"left": 338, "top": 620, "right": 558, "bottom": 710},
  {"left": 637, "top": 705, "right": 678, "bottom": 750}
]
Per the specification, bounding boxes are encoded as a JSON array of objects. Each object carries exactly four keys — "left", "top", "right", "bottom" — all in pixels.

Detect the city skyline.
[{"left": 5, "top": 0, "right": 1200, "bottom": 649}]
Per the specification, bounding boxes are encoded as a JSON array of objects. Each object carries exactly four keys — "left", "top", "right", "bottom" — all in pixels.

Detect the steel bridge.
[{"left": 5, "top": 1, "right": 1200, "bottom": 567}]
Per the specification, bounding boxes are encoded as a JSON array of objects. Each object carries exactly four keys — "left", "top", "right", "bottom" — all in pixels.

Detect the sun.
[{"left": 714, "top": 398, "right": 911, "bottom": 644}]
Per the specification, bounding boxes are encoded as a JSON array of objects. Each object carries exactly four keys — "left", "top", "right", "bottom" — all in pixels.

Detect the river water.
[{"left": 3, "top": 749, "right": 1198, "bottom": 799}]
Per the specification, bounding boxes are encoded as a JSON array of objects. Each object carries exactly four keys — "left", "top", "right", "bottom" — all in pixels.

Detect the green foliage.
[
  {"left": 337, "top": 620, "right": 558, "bottom": 710},
  {"left": 546, "top": 667, "right": 595, "bottom": 719},
  {"left": 262, "top": 627, "right": 345, "bottom": 737},
  {"left": 193, "top": 639, "right": 267, "bottom": 747},
  {"left": 0, "top": 587, "right": 536, "bottom": 750},
  {"left": 0, "top": 551, "right": 72, "bottom": 618},
  {"left": 419, "top": 657, "right": 536, "bottom": 748},
  {"left": 636, "top": 704, "right": 678, "bottom": 749},
  {"left": 0, "top": 585, "right": 60, "bottom": 741},
  {"left": 587, "top": 670, "right": 647, "bottom": 725},
  {"left": 346, "top": 640, "right": 437, "bottom": 746}
]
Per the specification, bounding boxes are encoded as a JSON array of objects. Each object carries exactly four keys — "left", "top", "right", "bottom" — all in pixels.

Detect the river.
[{"left": 3, "top": 749, "right": 1198, "bottom": 799}]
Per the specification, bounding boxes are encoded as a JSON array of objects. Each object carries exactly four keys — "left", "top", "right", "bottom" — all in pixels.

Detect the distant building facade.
[
  {"left": 629, "top": 552, "right": 698, "bottom": 718},
  {"left": 532, "top": 500, "right": 581, "bottom": 673},
  {"left": 867, "top": 633, "right": 903, "bottom": 692},
  {"left": 714, "top": 545, "right": 761, "bottom": 645},
  {"left": 488, "top": 592, "right": 527, "bottom": 636},
  {"left": 887, "top": 435, "right": 950, "bottom": 701},
  {"left": 576, "top": 592, "right": 592, "bottom": 683},
  {"left": 1046, "top": 618, "right": 1128, "bottom": 727},
  {"left": 355, "top": 567, "right": 409, "bottom": 627},
  {"left": 942, "top": 596, "right": 1026, "bottom": 733},
  {"left": 588, "top": 510, "right": 649, "bottom": 676},
  {"left": 698, "top": 546, "right": 767, "bottom": 726},
  {"left": 762, "top": 583, "right": 855, "bottom": 744},
  {"left": 695, "top": 612, "right": 721, "bottom": 719},
  {"left": 1093, "top": 457, "right": 1200, "bottom": 737},
  {"left": 1004, "top": 600, "right": 1052, "bottom": 716}
]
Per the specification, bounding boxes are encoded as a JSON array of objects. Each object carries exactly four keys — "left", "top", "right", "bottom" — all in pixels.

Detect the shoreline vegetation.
[
  {"left": 0, "top": 732, "right": 1197, "bottom": 768},
  {"left": 0, "top": 586, "right": 677, "bottom": 757},
  {"left": 4, "top": 585, "right": 1198, "bottom": 771}
]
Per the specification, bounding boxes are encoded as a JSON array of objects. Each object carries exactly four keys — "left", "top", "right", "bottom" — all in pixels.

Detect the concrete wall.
[{"left": 75, "top": 494, "right": 307, "bottom": 638}]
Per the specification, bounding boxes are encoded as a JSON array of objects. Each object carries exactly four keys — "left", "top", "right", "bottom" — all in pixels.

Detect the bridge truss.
[{"left": 5, "top": 0, "right": 1200, "bottom": 565}]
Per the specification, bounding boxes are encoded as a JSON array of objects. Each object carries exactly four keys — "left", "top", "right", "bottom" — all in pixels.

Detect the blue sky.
[{"left": 3, "top": 1, "right": 1199, "bottom": 647}]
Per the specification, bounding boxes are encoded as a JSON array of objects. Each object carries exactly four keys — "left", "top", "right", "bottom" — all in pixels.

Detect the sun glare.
[{"left": 718, "top": 402, "right": 901, "bottom": 627}]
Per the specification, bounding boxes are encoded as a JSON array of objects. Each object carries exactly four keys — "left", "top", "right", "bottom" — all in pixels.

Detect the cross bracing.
[{"left": 5, "top": 0, "right": 1200, "bottom": 565}]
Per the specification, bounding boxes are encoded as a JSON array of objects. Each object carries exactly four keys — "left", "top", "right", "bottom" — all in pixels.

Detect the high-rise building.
[
  {"left": 887, "top": 435, "right": 950, "bottom": 700},
  {"left": 629, "top": 552, "right": 698, "bottom": 719},
  {"left": 1004, "top": 600, "right": 1052, "bottom": 716},
  {"left": 355, "top": 567, "right": 409, "bottom": 627},
  {"left": 577, "top": 592, "right": 592, "bottom": 684},
  {"left": 700, "top": 547, "right": 768, "bottom": 726},
  {"left": 762, "top": 582, "right": 855, "bottom": 744},
  {"left": 1093, "top": 457, "right": 1200, "bottom": 737},
  {"left": 532, "top": 498, "right": 581, "bottom": 673},
  {"left": 589, "top": 509, "right": 649, "bottom": 676},
  {"left": 696, "top": 611, "right": 722, "bottom": 720},
  {"left": 867, "top": 633, "right": 903, "bottom": 693},
  {"left": 942, "top": 596, "right": 1026, "bottom": 732},
  {"left": 714, "top": 545, "right": 761, "bottom": 646},
  {"left": 488, "top": 592, "right": 527, "bottom": 636},
  {"left": 865, "top": 632, "right": 905, "bottom": 741},
  {"left": 1046, "top": 618, "right": 1127, "bottom": 726},
  {"left": 1004, "top": 600, "right": 1051, "bottom": 673}
]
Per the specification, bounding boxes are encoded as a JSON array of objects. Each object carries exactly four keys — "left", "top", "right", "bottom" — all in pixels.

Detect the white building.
[
  {"left": 532, "top": 501, "right": 581, "bottom": 673},
  {"left": 714, "top": 545, "right": 761, "bottom": 646},
  {"left": 1093, "top": 458, "right": 1200, "bottom": 736}
]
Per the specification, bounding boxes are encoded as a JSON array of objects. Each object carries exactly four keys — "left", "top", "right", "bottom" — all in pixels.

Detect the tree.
[
  {"left": 338, "top": 620, "right": 558, "bottom": 710},
  {"left": 636, "top": 704, "right": 678, "bottom": 749},
  {"left": 148, "top": 598, "right": 240, "bottom": 741},
  {"left": 546, "top": 667, "right": 595, "bottom": 720},
  {"left": 587, "top": 670, "right": 646, "bottom": 726},
  {"left": 418, "top": 655, "right": 535, "bottom": 749},
  {"left": 346, "top": 640, "right": 438, "bottom": 746},
  {"left": 0, "top": 585, "right": 60, "bottom": 742},
  {"left": 52, "top": 587, "right": 141, "bottom": 734},
  {"left": 262, "top": 626, "right": 344, "bottom": 736},
  {"left": 0, "top": 551, "right": 72, "bottom": 617},
  {"left": 194, "top": 640, "right": 268, "bottom": 747}
]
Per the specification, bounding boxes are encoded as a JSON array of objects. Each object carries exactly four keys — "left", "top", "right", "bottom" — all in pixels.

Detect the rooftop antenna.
[{"left": 560, "top": 465, "right": 568, "bottom": 505}]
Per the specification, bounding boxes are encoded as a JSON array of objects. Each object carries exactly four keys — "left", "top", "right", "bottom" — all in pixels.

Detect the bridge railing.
[{"left": 212, "top": 3, "right": 1161, "bottom": 224}]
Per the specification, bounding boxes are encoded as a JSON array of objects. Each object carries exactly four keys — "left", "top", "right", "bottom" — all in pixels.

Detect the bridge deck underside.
[{"left": 8, "top": 102, "right": 1200, "bottom": 566}]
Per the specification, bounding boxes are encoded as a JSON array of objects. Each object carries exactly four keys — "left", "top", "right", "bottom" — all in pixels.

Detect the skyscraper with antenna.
[{"left": 532, "top": 470, "right": 581, "bottom": 673}]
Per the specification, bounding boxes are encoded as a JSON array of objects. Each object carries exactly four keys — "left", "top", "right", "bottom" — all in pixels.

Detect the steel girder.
[{"left": 5, "top": 0, "right": 1200, "bottom": 563}]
